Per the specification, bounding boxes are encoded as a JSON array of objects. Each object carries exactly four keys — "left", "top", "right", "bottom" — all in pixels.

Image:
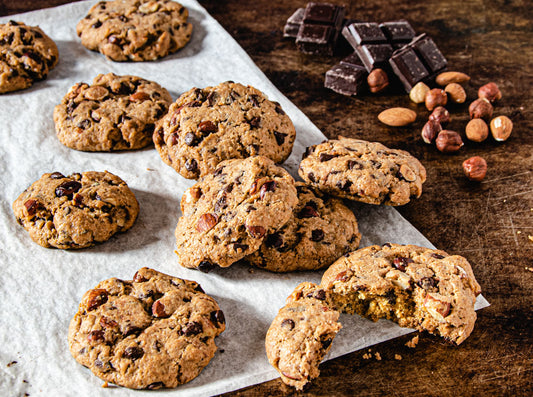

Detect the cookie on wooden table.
[
  {"left": 265, "top": 282, "right": 342, "bottom": 391},
  {"left": 175, "top": 156, "right": 298, "bottom": 271},
  {"left": 54, "top": 73, "right": 172, "bottom": 151},
  {"left": 245, "top": 182, "right": 361, "bottom": 272},
  {"left": 68, "top": 267, "right": 225, "bottom": 389},
  {"left": 76, "top": 0, "right": 193, "bottom": 61},
  {"left": 321, "top": 243, "right": 481, "bottom": 344},
  {"left": 299, "top": 136, "right": 426, "bottom": 206},
  {"left": 13, "top": 171, "right": 139, "bottom": 249},
  {"left": 153, "top": 81, "right": 296, "bottom": 179},
  {"left": 0, "top": 20, "right": 58, "bottom": 93}
]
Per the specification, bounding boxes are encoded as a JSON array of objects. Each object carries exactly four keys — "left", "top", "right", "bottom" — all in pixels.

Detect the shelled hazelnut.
[
  {"left": 462, "top": 156, "right": 488, "bottom": 181},
  {"left": 421, "top": 119, "right": 442, "bottom": 144},
  {"left": 490, "top": 116, "right": 513, "bottom": 141},
  {"left": 425, "top": 88, "right": 448, "bottom": 111},
  {"left": 465, "top": 119, "right": 489, "bottom": 142},
  {"left": 469, "top": 98, "right": 493, "bottom": 120},
  {"left": 409, "top": 82, "right": 430, "bottom": 103},
  {"left": 429, "top": 106, "right": 450, "bottom": 125},
  {"left": 367, "top": 68, "right": 389, "bottom": 93},
  {"left": 478, "top": 82, "right": 502, "bottom": 103},
  {"left": 436, "top": 130, "right": 463, "bottom": 153}
]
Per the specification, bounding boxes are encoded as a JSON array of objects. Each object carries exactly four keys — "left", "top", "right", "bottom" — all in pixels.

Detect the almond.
[
  {"left": 435, "top": 71, "right": 470, "bottom": 86},
  {"left": 378, "top": 107, "right": 417, "bottom": 127}
]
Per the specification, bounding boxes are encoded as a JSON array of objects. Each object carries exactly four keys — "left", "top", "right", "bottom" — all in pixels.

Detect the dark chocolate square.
[
  {"left": 303, "top": 2, "right": 345, "bottom": 28},
  {"left": 356, "top": 43, "right": 394, "bottom": 71},
  {"left": 325, "top": 63, "right": 368, "bottom": 96},
  {"left": 411, "top": 34, "right": 447, "bottom": 73},
  {"left": 296, "top": 23, "right": 337, "bottom": 55},
  {"left": 343, "top": 22, "right": 387, "bottom": 45},
  {"left": 389, "top": 47, "right": 430, "bottom": 91},
  {"left": 283, "top": 8, "right": 305, "bottom": 38},
  {"left": 379, "top": 20, "right": 416, "bottom": 43},
  {"left": 340, "top": 52, "right": 364, "bottom": 68}
]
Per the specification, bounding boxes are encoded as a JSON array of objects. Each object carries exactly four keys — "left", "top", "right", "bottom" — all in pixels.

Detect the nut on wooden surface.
[
  {"left": 478, "top": 82, "right": 502, "bottom": 102},
  {"left": 469, "top": 98, "right": 494, "bottom": 120},
  {"left": 436, "top": 71, "right": 471, "bottom": 86},
  {"left": 377, "top": 107, "right": 416, "bottom": 126},
  {"left": 425, "top": 88, "right": 448, "bottom": 111},
  {"left": 490, "top": 115, "right": 513, "bottom": 141},
  {"left": 462, "top": 156, "right": 488, "bottom": 181},
  {"left": 465, "top": 118, "right": 489, "bottom": 142},
  {"left": 436, "top": 130, "right": 464, "bottom": 152},
  {"left": 409, "top": 81, "right": 429, "bottom": 103}
]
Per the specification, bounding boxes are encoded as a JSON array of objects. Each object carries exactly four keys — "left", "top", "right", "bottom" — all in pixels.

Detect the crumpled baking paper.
[{"left": 0, "top": 1, "right": 489, "bottom": 395}]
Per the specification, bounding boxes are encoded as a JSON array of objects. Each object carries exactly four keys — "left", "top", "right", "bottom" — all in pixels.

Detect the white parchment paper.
[{"left": 0, "top": 1, "right": 489, "bottom": 395}]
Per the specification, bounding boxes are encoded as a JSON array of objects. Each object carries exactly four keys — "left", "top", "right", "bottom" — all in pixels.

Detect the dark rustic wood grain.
[{"left": 2, "top": 1, "right": 532, "bottom": 396}]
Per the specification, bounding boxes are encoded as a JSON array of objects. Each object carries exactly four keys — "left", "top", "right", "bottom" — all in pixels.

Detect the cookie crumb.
[
  {"left": 405, "top": 335, "right": 419, "bottom": 348},
  {"left": 219, "top": 348, "right": 225, "bottom": 353},
  {"left": 7, "top": 360, "right": 17, "bottom": 367},
  {"left": 102, "top": 381, "right": 109, "bottom": 388},
  {"left": 394, "top": 354, "right": 402, "bottom": 360},
  {"left": 362, "top": 353, "right": 371, "bottom": 360},
  {"left": 374, "top": 352, "right": 381, "bottom": 360},
  {"left": 528, "top": 235, "right": 533, "bottom": 242},
  {"left": 146, "top": 168, "right": 156, "bottom": 171}
]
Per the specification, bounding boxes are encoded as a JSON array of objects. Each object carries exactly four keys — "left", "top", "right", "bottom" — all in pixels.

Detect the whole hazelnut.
[
  {"left": 367, "top": 68, "right": 389, "bottom": 93},
  {"left": 429, "top": 106, "right": 450, "bottom": 125},
  {"left": 421, "top": 119, "right": 442, "bottom": 144},
  {"left": 469, "top": 98, "right": 493, "bottom": 120},
  {"left": 465, "top": 119, "right": 489, "bottom": 142},
  {"left": 478, "top": 82, "right": 502, "bottom": 103},
  {"left": 462, "top": 156, "right": 488, "bottom": 182},
  {"left": 409, "top": 82, "right": 430, "bottom": 104},
  {"left": 425, "top": 88, "right": 448, "bottom": 111},
  {"left": 435, "top": 130, "right": 464, "bottom": 153},
  {"left": 490, "top": 115, "right": 513, "bottom": 141},
  {"left": 445, "top": 83, "right": 467, "bottom": 104}
]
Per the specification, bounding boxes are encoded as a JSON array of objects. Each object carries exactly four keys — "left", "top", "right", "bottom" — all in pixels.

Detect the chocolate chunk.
[
  {"left": 198, "top": 120, "right": 217, "bottom": 134},
  {"left": 393, "top": 256, "right": 414, "bottom": 271},
  {"left": 325, "top": 63, "right": 367, "bottom": 96},
  {"left": 24, "top": 199, "right": 40, "bottom": 216},
  {"left": 274, "top": 131, "right": 287, "bottom": 145},
  {"left": 198, "top": 260, "right": 215, "bottom": 273},
  {"left": 87, "top": 330, "right": 105, "bottom": 342},
  {"left": 298, "top": 205, "right": 319, "bottom": 218},
  {"left": 283, "top": 8, "right": 305, "bottom": 38},
  {"left": 210, "top": 310, "right": 225, "bottom": 326},
  {"left": 321, "top": 337, "right": 333, "bottom": 349},
  {"left": 184, "top": 132, "right": 199, "bottom": 146},
  {"left": 260, "top": 181, "right": 276, "bottom": 199},
  {"left": 319, "top": 153, "right": 337, "bottom": 162},
  {"left": 246, "top": 225, "right": 266, "bottom": 239},
  {"left": 265, "top": 232, "right": 284, "bottom": 248},
  {"left": 55, "top": 180, "right": 82, "bottom": 199},
  {"left": 432, "top": 253, "right": 445, "bottom": 259},
  {"left": 123, "top": 346, "right": 144, "bottom": 360},
  {"left": 182, "top": 321, "right": 203, "bottom": 336},
  {"left": 184, "top": 158, "right": 198, "bottom": 172},
  {"left": 310, "top": 229, "right": 325, "bottom": 242},
  {"left": 417, "top": 276, "right": 438, "bottom": 290},
  {"left": 314, "top": 289, "right": 326, "bottom": 300},
  {"left": 281, "top": 319, "right": 295, "bottom": 331}
]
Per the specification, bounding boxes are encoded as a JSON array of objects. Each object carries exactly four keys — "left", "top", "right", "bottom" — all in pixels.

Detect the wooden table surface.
[{"left": 2, "top": 0, "right": 531, "bottom": 395}]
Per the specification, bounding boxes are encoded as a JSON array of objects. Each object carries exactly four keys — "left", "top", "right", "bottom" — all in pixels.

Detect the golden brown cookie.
[{"left": 68, "top": 267, "right": 225, "bottom": 389}]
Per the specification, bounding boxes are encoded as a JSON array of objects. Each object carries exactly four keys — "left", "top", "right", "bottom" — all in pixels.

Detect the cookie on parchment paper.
[
  {"left": 13, "top": 171, "right": 139, "bottom": 249},
  {"left": 299, "top": 137, "right": 426, "bottom": 206},
  {"left": 68, "top": 267, "right": 225, "bottom": 389},
  {"left": 76, "top": 0, "right": 193, "bottom": 61},
  {"left": 0, "top": 20, "right": 58, "bottom": 94},
  {"left": 153, "top": 81, "right": 296, "bottom": 179},
  {"left": 54, "top": 73, "right": 172, "bottom": 151}
]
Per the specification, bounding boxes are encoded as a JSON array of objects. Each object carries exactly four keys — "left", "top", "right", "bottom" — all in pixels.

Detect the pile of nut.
[{"left": 379, "top": 71, "right": 513, "bottom": 182}]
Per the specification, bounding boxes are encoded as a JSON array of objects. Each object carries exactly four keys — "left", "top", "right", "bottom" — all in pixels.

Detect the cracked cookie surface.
[
  {"left": 154, "top": 81, "right": 296, "bottom": 179},
  {"left": 245, "top": 182, "right": 361, "bottom": 272},
  {"left": 0, "top": 20, "right": 58, "bottom": 93},
  {"left": 13, "top": 171, "right": 139, "bottom": 249},
  {"left": 54, "top": 73, "right": 172, "bottom": 151},
  {"left": 175, "top": 156, "right": 298, "bottom": 271},
  {"left": 321, "top": 243, "right": 481, "bottom": 344},
  {"left": 265, "top": 282, "right": 341, "bottom": 391},
  {"left": 76, "top": 0, "right": 193, "bottom": 61},
  {"left": 68, "top": 267, "right": 225, "bottom": 389},
  {"left": 299, "top": 137, "right": 426, "bottom": 206}
]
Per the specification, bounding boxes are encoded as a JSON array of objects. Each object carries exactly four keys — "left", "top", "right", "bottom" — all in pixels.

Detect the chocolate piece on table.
[
  {"left": 342, "top": 20, "right": 416, "bottom": 72},
  {"left": 389, "top": 34, "right": 447, "bottom": 92},
  {"left": 283, "top": 8, "right": 305, "bottom": 38},
  {"left": 295, "top": 2, "right": 346, "bottom": 56},
  {"left": 325, "top": 53, "right": 368, "bottom": 96}
]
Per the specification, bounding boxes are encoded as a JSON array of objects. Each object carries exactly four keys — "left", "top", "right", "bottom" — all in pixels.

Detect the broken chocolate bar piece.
[
  {"left": 295, "top": 2, "right": 346, "bottom": 55},
  {"left": 325, "top": 53, "right": 368, "bottom": 96},
  {"left": 283, "top": 8, "right": 305, "bottom": 38},
  {"left": 342, "top": 20, "right": 416, "bottom": 71},
  {"left": 389, "top": 34, "right": 447, "bottom": 92}
]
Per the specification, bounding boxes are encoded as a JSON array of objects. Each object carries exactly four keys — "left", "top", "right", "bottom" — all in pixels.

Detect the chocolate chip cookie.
[
  {"left": 265, "top": 282, "right": 341, "bottom": 391},
  {"left": 321, "top": 243, "right": 481, "bottom": 344},
  {"left": 68, "top": 267, "right": 225, "bottom": 389},
  {"left": 13, "top": 171, "right": 139, "bottom": 249},
  {"left": 0, "top": 20, "right": 58, "bottom": 94},
  {"left": 153, "top": 81, "right": 296, "bottom": 179},
  {"left": 245, "top": 182, "right": 361, "bottom": 272},
  {"left": 54, "top": 73, "right": 172, "bottom": 151},
  {"left": 175, "top": 156, "right": 298, "bottom": 271},
  {"left": 299, "top": 137, "right": 427, "bottom": 206},
  {"left": 76, "top": 0, "right": 193, "bottom": 61}
]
